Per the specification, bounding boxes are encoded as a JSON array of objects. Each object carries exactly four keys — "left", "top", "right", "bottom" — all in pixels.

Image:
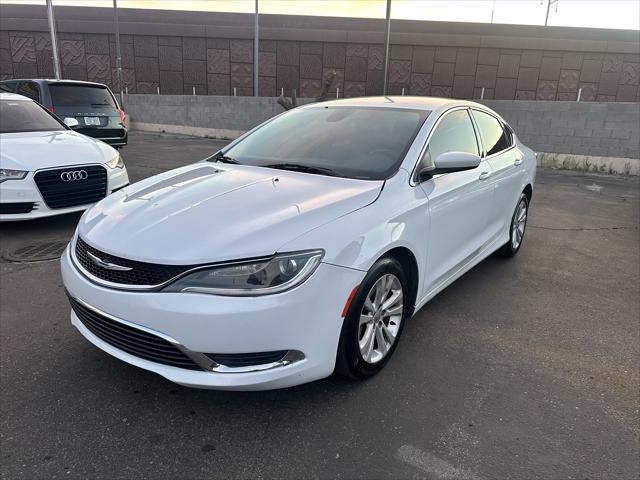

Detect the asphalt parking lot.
[{"left": 1, "top": 131, "right": 638, "bottom": 480}]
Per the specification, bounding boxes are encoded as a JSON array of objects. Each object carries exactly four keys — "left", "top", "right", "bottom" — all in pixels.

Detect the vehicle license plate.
[{"left": 84, "top": 117, "right": 101, "bottom": 126}]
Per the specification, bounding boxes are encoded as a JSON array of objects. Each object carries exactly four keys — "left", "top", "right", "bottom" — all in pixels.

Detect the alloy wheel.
[
  {"left": 511, "top": 198, "right": 528, "bottom": 250},
  {"left": 358, "top": 274, "right": 404, "bottom": 364}
]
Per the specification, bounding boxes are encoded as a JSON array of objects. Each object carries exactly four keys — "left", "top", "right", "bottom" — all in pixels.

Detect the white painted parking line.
[{"left": 395, "top": 444, "right": 480, "bottom": 480}]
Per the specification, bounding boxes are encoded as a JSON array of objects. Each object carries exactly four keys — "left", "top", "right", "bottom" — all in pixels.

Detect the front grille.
[
  {"left": 75, "top": 236, "right": 194, "bottom": 286},
  {"left": 78, "top": 128, "right": 125, "bottom": 139},
  {"left": 34, "top": 165, "right": 107, "bottom": 209},
  {"left": 0, "top": 202, "right": 34, "bottom": 214},
  {"left": 205, "top": 351, "right": 288, "bottom": 368},
  {"left": 68, "top": 295, "right": 203, "bottom": 371}
]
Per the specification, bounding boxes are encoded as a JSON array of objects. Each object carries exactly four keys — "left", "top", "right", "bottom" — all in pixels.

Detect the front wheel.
[
  {"left": 335, "top": 257, "right": 409, "bottom": 379},
  {"left": 497, "top": 192, "right": 529, "bottom": 257}
]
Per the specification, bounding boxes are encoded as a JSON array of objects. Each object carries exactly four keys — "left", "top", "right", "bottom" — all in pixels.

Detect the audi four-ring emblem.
[{"left": 60, "top": 170, "right": 88, "bottom": 182}]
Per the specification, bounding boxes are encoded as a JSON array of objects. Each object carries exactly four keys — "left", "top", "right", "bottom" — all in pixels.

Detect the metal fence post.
[
  {"left": 46, "top": 0, "right": 61, "bottom": 80},
  {"left": 113, "top": 0, "right": 124, "bottom": 105},
  {"left": 253, "top": 0, "right": 259, "bottom": 97},
  {"left": 382, "top": 0, "right": 392, "bottom": 96}
]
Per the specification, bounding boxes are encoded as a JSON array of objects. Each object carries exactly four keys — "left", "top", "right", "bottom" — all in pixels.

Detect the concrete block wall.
[
  {"left": 123, "top": 94, "right": 306, "bottom": 138},
  {"left": 481, "top": 100, "right": 640, "bottom": 159},
  {"left": 123, "top": 95, "right": 640, "bottom": 160}
]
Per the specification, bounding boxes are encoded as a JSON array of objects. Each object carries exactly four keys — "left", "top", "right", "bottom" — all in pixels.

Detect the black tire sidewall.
[{"left": 337, "top": 257, "right": 409, "bottom": 379}]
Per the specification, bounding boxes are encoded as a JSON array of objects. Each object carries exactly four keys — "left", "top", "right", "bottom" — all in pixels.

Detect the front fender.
[{"left": 280, "top": 169, "right": 429, "bottom": 292}]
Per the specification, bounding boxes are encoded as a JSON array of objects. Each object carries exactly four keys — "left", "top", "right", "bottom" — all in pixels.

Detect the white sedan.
[
  {"left": 61, "top": 97, "right": 536, "bottom": 390},
  {"left": 0, "top": 93, "right": 129, "bottom": 221}
]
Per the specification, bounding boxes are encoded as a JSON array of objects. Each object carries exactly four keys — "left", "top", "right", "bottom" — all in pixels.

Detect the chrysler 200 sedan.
[{"left": 61, "top": 97, "right": 536, "bottom": 390}]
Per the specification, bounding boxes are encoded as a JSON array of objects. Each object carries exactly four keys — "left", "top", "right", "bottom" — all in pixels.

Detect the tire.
[
  {"left": 335, "top": 256, "right": 409, "bottom": 379},
  {"left": 497, "top": 192, "right": 529, "bottom": 257}
]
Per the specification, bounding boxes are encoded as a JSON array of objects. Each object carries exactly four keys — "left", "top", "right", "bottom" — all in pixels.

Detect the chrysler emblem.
[
  {"left": 60, "top": 170, "right": 88, "bottom": 182},
  {"left": 86, "top": 251, "right": 133, "bottom": 271}
]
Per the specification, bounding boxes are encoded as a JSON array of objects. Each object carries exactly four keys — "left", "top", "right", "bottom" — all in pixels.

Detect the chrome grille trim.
[{"left": 69, "top": 235, "right": 273, "bottom": 292}]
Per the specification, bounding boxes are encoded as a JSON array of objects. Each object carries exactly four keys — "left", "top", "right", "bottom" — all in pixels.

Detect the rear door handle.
[
  {"left": 479, "top": 171, "right": 491, "bottom": 180},
  {"left": 514, "top": 158, "right": 523, "bottom": 166}
]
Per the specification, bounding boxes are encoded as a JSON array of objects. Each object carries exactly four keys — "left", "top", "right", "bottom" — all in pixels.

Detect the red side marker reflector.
[{"left": 341, "top": 284, "right": 360, "bottom": 318}]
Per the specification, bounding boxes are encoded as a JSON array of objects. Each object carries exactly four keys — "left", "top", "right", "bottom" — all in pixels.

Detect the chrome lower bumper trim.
[{"left": 68, "top": 291, "right": 305, "bottom": 374}]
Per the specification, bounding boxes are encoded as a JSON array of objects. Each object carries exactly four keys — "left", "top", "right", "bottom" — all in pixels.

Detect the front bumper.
[
  {"left": 61, "top": 246, "right": 365, "bottom": 390},
  {"left": 0, "top": 167, "right": 129, "bottom": 221}
]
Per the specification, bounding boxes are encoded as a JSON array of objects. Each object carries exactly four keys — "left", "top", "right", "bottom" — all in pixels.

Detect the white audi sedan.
[
  {"left": 61, "top": 97, "right": 536, "bottom": 390},
  {"left": 0, "top": 93, "right": 129, "bottom": 221}
]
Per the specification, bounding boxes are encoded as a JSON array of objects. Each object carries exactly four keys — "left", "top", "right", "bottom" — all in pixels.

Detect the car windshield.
[
  {"left": 49, "top": 84, "right": 117, "bottom": 107},
  {"left": 218, "top": 106, "right": 429, "bottom": 180},
  {"left": 0, "top": 100, "right": 65, "bottom": 134}
]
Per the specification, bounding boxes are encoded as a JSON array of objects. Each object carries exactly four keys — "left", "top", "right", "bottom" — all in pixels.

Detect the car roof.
[
  {"left": 0, "top": 92, "right": 33, "bottom": 101},
  {"left": 1, "top": 78, "right": 109, "bottom": 88},
  {"left": 301, "top": 96, "right": 487, "bottom": 112}
]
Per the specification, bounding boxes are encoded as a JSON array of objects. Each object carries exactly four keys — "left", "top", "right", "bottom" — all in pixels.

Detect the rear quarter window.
[
  {"left": 472, "top": 110, "right": 512, "bottom": 156},
  {"left": 16, "top": 82, "right": 40, "bottom": 102}
]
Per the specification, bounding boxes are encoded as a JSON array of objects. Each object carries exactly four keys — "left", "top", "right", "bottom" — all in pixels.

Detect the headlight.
[
  {"left": 105, "top": 154, "right": 124, "bottom": 169},
  {"left": 162, "top": 250, "right": 324, "bottom": 296},
  {"left": 0, "top": 169, "right": 27, "bottom": 183}
]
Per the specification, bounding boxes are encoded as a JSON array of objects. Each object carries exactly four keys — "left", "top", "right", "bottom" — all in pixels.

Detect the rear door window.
[
  {"left": 472, "top": 110, "right": 512, "bottom": 156},
  {"left": 16, "top": 81, "right": 40, "bottom": 102},
  {"left": 49, "top": 84, "right": 117, "bottom": 108}
]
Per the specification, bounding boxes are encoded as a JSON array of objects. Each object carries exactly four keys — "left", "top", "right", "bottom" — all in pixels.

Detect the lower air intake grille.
[
  {"left": 34, "top": 165, "right": 107, "bottom": 209},
  {"left": 0, "top": 202, "right": 34, "bottom": 214},
  {"left": 68, "top": 296, "right": 203, "bottom": 371}
]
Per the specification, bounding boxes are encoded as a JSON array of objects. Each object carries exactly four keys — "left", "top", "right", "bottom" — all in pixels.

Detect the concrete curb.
[
  {"left": 130, "top": 121, "right": 244, "bottom": 141},
  {"left": 537, "top": 152, "right": 640, "bottom": 176}
]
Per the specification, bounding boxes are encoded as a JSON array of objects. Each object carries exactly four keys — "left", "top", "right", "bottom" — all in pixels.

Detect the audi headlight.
[
  {"left": 0, "top": 169, "right": 27, "bottom": 183},
  {"left": 105, "top": 154, "right": 124, "bottom": 169},
  {"left": 163, "top": 250, "right": 324, "bottom": 296}
]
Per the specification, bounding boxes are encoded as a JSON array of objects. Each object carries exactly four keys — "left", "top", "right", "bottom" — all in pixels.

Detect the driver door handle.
[
  {"left": 514, "top": 158, "right": 523, "bottom": 166},
  {"left": 479, "top": 170, "right": 491, "bottom": 180}
]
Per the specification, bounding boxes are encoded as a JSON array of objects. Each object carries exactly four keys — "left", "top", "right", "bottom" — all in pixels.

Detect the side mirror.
[
  {"left": 63, "top": 117, "right": 79, "bottom": 129},
  {"left": 418, "top": 151, "right": 481, "bottom": 181}
]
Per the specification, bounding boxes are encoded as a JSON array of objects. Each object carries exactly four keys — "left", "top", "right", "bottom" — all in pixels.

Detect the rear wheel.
[
  {"left": 497, "top": 192, "right": 529, "bottom": 257},
  {"left": 335, "top": 257, "right": 408, "bottom": 379}
]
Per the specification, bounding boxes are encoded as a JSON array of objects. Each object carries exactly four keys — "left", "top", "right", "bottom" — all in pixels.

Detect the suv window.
[
  {"left": 472, "top": 110, "right": 512, "bottom": 156},
  {"left": 16, "top": 81, "right": 40, "bottom": 102},
  {"left": 417, "top": 109, "right": 479, "bottom": 173},
  {"left": 0, "top": 81, "right": 18, "bottom": 93},
  {"left": 49, "top": 84, "right": 117, "bottom": 107}
]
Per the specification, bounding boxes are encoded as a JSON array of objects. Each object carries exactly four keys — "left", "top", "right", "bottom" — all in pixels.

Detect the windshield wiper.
[
  {"left": 212, "top": 151, "right": 240, "bottom": 164},
  {"left": 261, "top": 163, "right": 339, "bottom": 177}
]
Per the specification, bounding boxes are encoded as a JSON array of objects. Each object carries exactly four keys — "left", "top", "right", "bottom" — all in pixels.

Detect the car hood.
[
  {"left": 78, "top": 163, "right": 383, "bottom": 264},
  {"left": 0, "top": 130, "right": 116, "bottom": 171}
]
